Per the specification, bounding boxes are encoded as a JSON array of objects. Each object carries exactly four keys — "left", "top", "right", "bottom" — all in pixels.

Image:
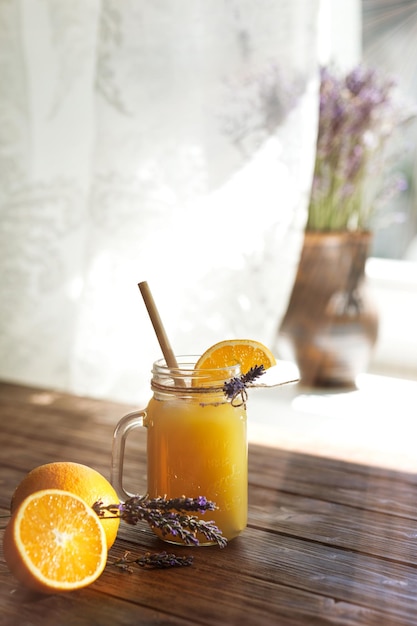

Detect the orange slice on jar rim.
[{"left": 194, "top": 339, "right": 276, "bottom": 385}]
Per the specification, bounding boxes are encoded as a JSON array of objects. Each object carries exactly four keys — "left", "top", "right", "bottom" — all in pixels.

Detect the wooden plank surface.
[{"left": 1, "top": 381, "right": 417, "bottom": 625}]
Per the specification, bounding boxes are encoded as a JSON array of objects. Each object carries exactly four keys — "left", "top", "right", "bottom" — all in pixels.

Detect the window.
[
  {"left": 321, "top": 0, "right": 417, "bottom": 379},
  {"left": 362, "top": 0, "right": 417, "bottom": 261},
  {"left": 362, "top": 0, "right": 417, "bottom": 378}
]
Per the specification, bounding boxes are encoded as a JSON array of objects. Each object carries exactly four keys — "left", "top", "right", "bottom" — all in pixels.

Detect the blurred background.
[{"left": 0, "top": 0, "right": 415, "bottom": 405}]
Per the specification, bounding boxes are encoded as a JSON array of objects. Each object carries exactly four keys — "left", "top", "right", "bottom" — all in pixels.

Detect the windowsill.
[
  {"left": 366, "top": 256, "right": 417, "bottom": 289},
  {"left": 247, "top": 256, "right": 417, "bottom": 472},
  {"left": 248, "top": 371, "right": 417, "bottom": 473},
  {"left": 366, "top": 257, "right": 417, "bottom": 381}
]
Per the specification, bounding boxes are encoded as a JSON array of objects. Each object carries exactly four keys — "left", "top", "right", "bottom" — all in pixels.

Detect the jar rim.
[{"left": 151, "top": 355, "right": 242, "bottom": 393}]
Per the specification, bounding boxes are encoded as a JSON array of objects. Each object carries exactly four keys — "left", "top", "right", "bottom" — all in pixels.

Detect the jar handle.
[{"left": 111, "top": 409, "right": 146, "bottom": 501}]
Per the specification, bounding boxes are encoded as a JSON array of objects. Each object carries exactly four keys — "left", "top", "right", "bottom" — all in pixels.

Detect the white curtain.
[{"left": 0, "top": 0, "right": 320, "bottom": 404}]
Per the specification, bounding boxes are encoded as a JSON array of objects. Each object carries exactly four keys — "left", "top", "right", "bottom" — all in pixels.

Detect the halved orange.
[
  {"left": 3, "top": 489, "right": 107, "bottom": 594},
  {"left": 195, "top": 339, "right": 276, "bottom": 374},
  {"left": 10, "top": 462, "right": 120, "bottom": 549}
]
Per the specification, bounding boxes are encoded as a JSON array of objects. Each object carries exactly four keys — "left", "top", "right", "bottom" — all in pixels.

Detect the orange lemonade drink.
[
  {"left": 145, "top": 393, "right": 247, "bottom": 542},
  {"left": 111, "top": 341, "right": 276, "bottom": 546}
]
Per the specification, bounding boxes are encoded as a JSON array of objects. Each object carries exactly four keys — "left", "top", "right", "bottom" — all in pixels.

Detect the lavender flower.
[
  {"left": 110, "top": 551, "right": 193, "bottom": 572},
  {"left": 223, "top": 364, "right": 265, "bottom": 406},
  {"left": 308, "top": 65, "right": 415, "bottom": 232},
  {"left": 94, "top": 495, "right": 227, "bottom": 549}
]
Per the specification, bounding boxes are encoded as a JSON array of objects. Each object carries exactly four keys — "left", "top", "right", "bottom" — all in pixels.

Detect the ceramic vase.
[{"left": 276, "top": 230, "right": 379, "bottom": 387}]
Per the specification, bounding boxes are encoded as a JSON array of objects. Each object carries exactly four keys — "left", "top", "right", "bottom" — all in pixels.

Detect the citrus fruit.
[
  {"left": 195, "top": 339, "right": 276, "bottom": 374},
  {"left": 3, "top": 489, "right": 107, "bottom": 594},
  {"left": 10, "top": 462, "right": 120, "bottom": 549}
]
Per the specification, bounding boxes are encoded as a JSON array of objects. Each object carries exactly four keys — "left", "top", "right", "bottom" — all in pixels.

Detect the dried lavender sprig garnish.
[
  {"left": 94, "top": 495, "right": 227, "bottom": 548},
  {"left": 223, "top": 364, "right": 265, "bottom": 407},
  {"left": 240, "top": 364, "right": 266, "bottom": 384},
  {"left": 142, "top": 495, "right": 217, "bottom": 513},
  {"left": 110, "top": 550, "right": 193, "bottom": 572}
]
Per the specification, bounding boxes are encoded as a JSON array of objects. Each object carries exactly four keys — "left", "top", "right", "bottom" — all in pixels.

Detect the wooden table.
[{"left": 1, "top": 380, "right": 417, "bottom": 625}]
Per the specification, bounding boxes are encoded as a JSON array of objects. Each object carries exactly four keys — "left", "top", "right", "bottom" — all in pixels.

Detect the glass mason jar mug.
[{"left": 111, "top": 356, "right": 248, "bottom": 545}]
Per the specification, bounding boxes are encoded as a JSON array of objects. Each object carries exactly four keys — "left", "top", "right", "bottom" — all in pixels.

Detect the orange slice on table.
[
  {"left": 3, "top": 489, "right": 107, "bottom": 594},
  {"left": 195, "top": 339, "right": 276, "bottom": 376}
]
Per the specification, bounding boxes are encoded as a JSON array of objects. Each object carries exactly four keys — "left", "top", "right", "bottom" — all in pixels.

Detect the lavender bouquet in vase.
[{"left": 277, "top": 64, "right": 415, "bottom": 387}]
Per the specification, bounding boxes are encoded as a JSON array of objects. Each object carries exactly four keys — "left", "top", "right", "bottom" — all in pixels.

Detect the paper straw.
[{"left": 138, "top": 281, "right": 180, "bottom": 371}]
